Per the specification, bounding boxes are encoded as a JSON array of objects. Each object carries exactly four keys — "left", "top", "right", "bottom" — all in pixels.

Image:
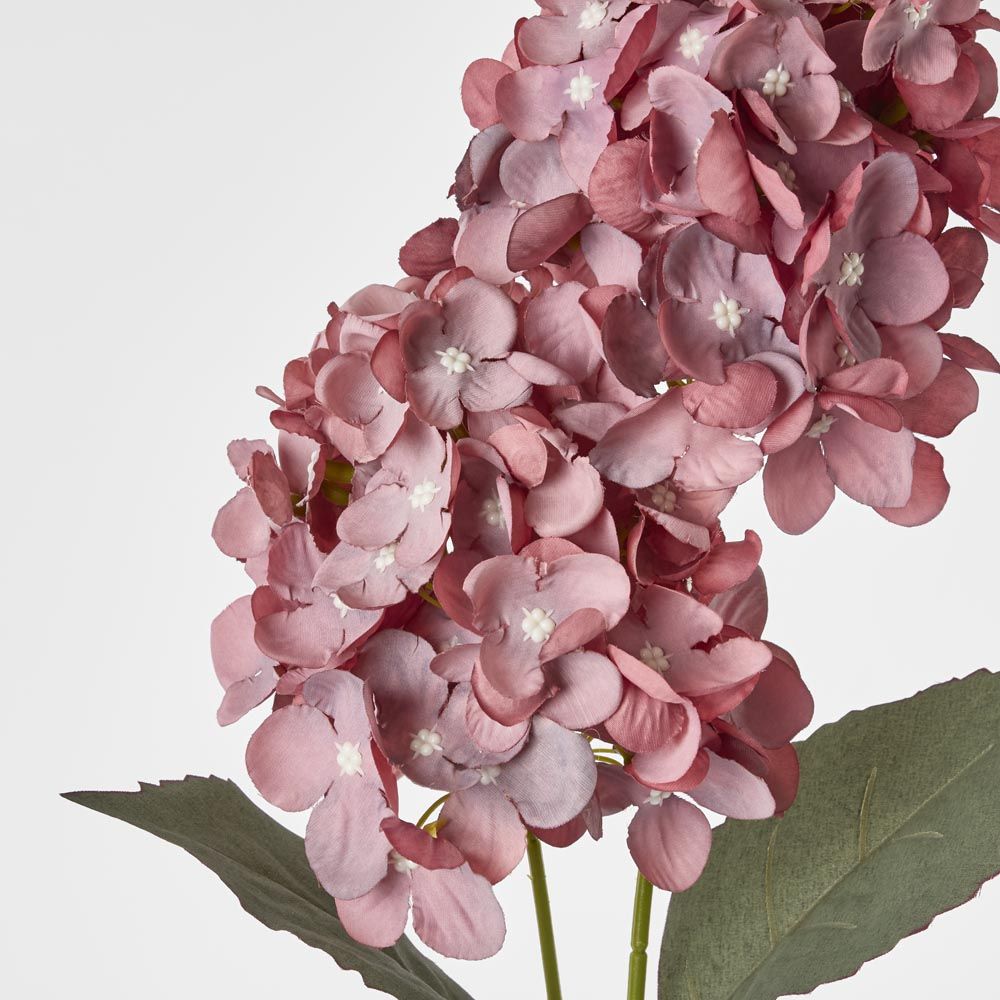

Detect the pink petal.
[
  {"left": 876, "top": 439, "right": 951, "bottom": 526},
  {"left": 381, "top": 817, "right": 464, "bottom": 871},
  {"left": 462, "top": 59, "right": 514, "bottom": 129},
  {"left": 763, "top": 435, "right": 835, "bottom": 534},
  {"left": 411, "top": 864, "right": 506, "bottom": 960},
  {"left": 211, "top": 596, "right": 277, "bottom": 690},
  {"left": 525, "top": 455, "right": 605, "bottom": 537},
  {"left": 335, "top": 868, "right": 410, "bottom": 949},
  {"left": 212, "top": 488, "right": 271, "bottom": 560},
  {"left": 668, "top": 637, "right": 772, "bottom": 698},
  {"left": 895, "top": 359, "right": 979, "bottom": 438},
  {"left": 508, "top": 193, "right": 593, "bottom": 272},
  {"left": 627, "top": 797, "right": 713, "bottom": 891},
  {"left": 822, "top": 416, "right": 916, "bottom": 508},
  {"left": 682, "top": 362, "right": 779, "bottom": 430},
  {"left": 540, "top": 651, "right": 624, "bottom": 730},
  {"left": 729, "top": 646, "right": 815, "bottom": 747},
  {"left": 688, "top": 751, "right": 776, "bottom": 819},
  {"left": 439, "top": 784, "right": 527, "bottom": 884},
  {"left": 245, "top": 705, "right": 338, "bottom": 811}
]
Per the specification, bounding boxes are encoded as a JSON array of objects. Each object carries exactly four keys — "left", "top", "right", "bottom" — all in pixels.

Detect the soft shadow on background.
[{"left": 2, "top": 3, "right": 997, "bottom": 997}]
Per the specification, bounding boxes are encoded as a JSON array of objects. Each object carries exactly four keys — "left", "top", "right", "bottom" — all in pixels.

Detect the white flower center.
[
  {"left": 521, "top": 607, "right": 557, "bottom": 644},
  {"left": 835, "top": 342, "right": 857, "bottom": 368},
  {"left": 390, "top": 850, "right": 418, "bottom": 874},
  {"left": 436, "top": 345, "right": 475, "bottom": 375},
  {"left": 649, "top": 482, "right": 678, "bottom": 514},
  {"left": 709, "top": 292, "right": 750, "bottom": 334},
  {"left": 565, "top": 69, "right": 598, "bottom": 110},
  {"left": 760, "top": 63, "right": 792, "bottom": 101},
  {"left": 905, "top": 2, "right": 930, "bottom": 28},
  {"left": 677, "top": 26, "right": 706, "bottom": 64},
  {"left": 645, "top": 790, "right": 669, "bottom": 806},
  {"left": 806, "top": 414, "right": 836, "bottom": 439},
  {"left": 335, "top": 741, "right": 364, "bottom": 778},
  {"left": 838, "top": 251, "right": 865, "bottom": 287},
  {"left": 410, "top": 728, "right": 444, "bottom": 757},
  {"left": 330, "top": 593, "right": 351, "bottom": 619},
  {"left": 409, "top": 479, "right": 441, "bottom": 511},
  {"left": 480, "top": 495, "right": 504, "bottom": 527},
  {"left": 639, "top": 641, "right": 670, "bottom": 673},
  {"left": 374, "top": 543, "right": 397, "bottom": 572},
  {"left": 776, "top": 160, "right": 796, "bottom": 191},
  {"left": 479, "top": 765, "right": 502, "bottom": 786},
  {"left": 578, "top": 0, "right": 609, "bottom": 30},
  {"left": 837, "top": 81, "right": 855, "bottom": 108}
]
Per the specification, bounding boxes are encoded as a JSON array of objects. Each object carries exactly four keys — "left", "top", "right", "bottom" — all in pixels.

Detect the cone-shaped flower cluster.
[{"left": 212, "top": 0, "right": 998, "bottom": 961}]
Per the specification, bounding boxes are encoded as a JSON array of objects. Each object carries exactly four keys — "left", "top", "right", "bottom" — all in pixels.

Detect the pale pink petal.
[
  {"left": 335, "top": 868, "right": 410, "bottom": 948},
  {"left": 627, "top": 797, "right": 713, "bottom": 891},
  {"left": 411, "top": 864, "right": 506, "bottom": 960},
  {"left": 439, "top": 784, "right": 527, "bottom": 884}
]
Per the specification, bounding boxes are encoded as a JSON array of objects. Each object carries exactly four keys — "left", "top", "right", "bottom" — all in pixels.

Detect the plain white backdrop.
[{"left": 3, "top": 2, "right": 999, "bottom": 997}]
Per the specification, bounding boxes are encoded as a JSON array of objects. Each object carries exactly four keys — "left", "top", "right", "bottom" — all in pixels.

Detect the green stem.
[
  {"left": 627, "top": 872, "right": 655, "bottom": 1000},
  {"left": 526, "top": 833, "right": 563, "bottom": 1000},
  {"left": 415, "top": 794, "right": 449, "bottom": 829}
]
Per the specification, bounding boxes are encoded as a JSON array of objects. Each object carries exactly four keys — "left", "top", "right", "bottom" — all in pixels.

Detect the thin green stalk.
[
  {"left": 627, "top": 872, "right": 655, "bottom": 1000},
  {"left": 526, "top": 833, "right": 563, "bottom": 1000},
  {"left": 416, "top": 794, "right": 449, "bottom": 829}
]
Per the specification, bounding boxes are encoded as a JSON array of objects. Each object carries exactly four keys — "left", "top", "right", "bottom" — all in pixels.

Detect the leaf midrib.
[{"left": 725, "top": 739, "right": 997, "bottom": 1000}]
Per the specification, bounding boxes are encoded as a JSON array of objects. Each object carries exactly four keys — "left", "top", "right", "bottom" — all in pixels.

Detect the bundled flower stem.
[{"left": 211, "top": 0, "right": 1000, "bottom": 987}]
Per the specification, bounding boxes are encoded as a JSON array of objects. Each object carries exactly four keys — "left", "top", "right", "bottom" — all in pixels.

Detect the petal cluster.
[{"left": 212, "top": 0, "right": 998, "bottom": 961}]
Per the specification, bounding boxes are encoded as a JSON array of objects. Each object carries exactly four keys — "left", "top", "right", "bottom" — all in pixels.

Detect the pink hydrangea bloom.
[{"left": 211, "top": 0, "right": 999, "bottom": 962}]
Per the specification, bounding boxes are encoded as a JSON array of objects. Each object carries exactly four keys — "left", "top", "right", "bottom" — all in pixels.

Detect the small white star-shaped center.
[
  {"left": 835, "top": 342, "right": 857, "bottom": 368},
  {"left": 481, "top": 496, "right": 504, "bottom": 527},
  {"left": 806, "top": 414, "right": 836, "bottom": 439},
  {"left": 436, "top": 346, "right": 474, "bottom": 375},
  {"left": 760, "top": 63, "right": 792, "bottom": 101},
  {"left": 709, "top": 292, "right": 750, "bottom": 334},
  {"left": 374, "top": 543, "right": 397, "bottom": 573},
  {"left": 838, "top": 251, "right": 865, "bottom": 287},
  {"left": 776, "top": 160, "right": 797, "bottom": 191},
  {"left": 479, "top": 765, "right": 502, "bottom": 786},
  {"left": 335, "top": 741, "right": 364, "bottom": 778},
  {"left": 578, "top": 1, "right": 609, "bottom": 30},
  {"left": 677, "top": 26, "right": 707, "bottom": 64},
  {"left": 390, "top": 850, "right": 418, "bottom": 874},
  {"left": 521, "top": 607, "right": 557, "bottom": 644},
  {"left": 639, "top": 641, "right": 670, "bottom": 673},
  {"left": 565, "top": 69, "right": 598, "bottom": 109},
  {"left": 649, "top": 483, "right": 678, "bottom": 514},
  {"left": 905, "top": 2, "right": 931, "bottom": 28},
  {"left": 645, "top": 790, "right": 669, "bottom": 806},
  {"left": 410, "top": 728, "right": 444, "bottom": 757},
  {"left": 409, "top": 479, "right": 441, "bottom": 511}
]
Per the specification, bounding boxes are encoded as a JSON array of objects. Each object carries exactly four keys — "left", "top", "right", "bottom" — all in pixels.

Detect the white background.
[{"left": 3, "top": 2, "right": 998, "bottom": 997}]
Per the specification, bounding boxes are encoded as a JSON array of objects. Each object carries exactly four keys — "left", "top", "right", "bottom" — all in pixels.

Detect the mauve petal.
[
  {"left": 306, "top": 781, "right": 393, "bottom": 899},
  {"left": 381, "top": 817, "right": 464, "bottom": 871},
  {"left": 589, "top": 138, "right": 652, "bottom": 236},
  {"left": 462, "top": 59, "right": 514, "bottom": 130},
  {"left": 729, "top": 645, "right": 815, "bottom": 747},
  {"left": 896, "top": 359, "right": 979, "bottom": 438},
  {"left": 497, "top": 717, "right": 597, "bottom": 829},
  {"left": 458, "top": 359, "right": 532, "bottom": 415},
  {"left": 895, "top": 23, "right": 959, "bottom": 86},
  {"left": 602, "top": 293, "right": 666, "bottom": 397},
  {"left": 691, "top": 530, "right": 763, "bottom": 597},
  {"left": 213, "top": 488, "right": 271, "bottom": 559},
  {"left": 859, "top": 233, "right": 949, "bottom": 326},
  {"left": 710, "top": 568, "right": 769, "bottom": 640},
  {"left": 581, "top": 222, "right": 642, "bottom": 290},
  {"left": 336, "top": 484, "right": 410, "bottom": 551},
  {"left": 455, "top": 206, "right": 519, "bottom": 286},
  {"left": 302, "top": 669, "right": 372, "bottom": 746},
  {"left": 211, "top": 596, "right": 277, "bottom": 690},
  {"left": 668, "top": 637, "right": 772, "bottom": 698},
  {"left": 682, "top": 362, "right": 778, "bottom": 430},
  {"left": 627, "top": 797, "right": 713, "bottom": 892},
  {"left": 525, "top": 456, "right": 604, "bottom": 537},
  {"left": 411, "top": 865, "right": 506, "bottom": 960},
  {"left": 540, "top": 651, "right": 624, "bottom": 730},
  {"left": 939, "top": 333, "right": 1000, "bottom": 374},
  {"left": 500, "top": 137, "right": 577, "bottom": 206},
  {"left": 628, "top": 586, "right": 723, "bottom": 657},
  {"left": 335, "top": 868, "right": 411, "bottom": 949},
  {"left": 876, "top": 439, "right": 951, "bottom": 526},
  {"left": 674, "top": 422, "right": 763, "bottom": 492},
  {"left": 696, "top": 111, "right": 760, "bottom": 225},
  {"left": 246, "top": 705, "right": 338, "bottom": 811},
  {"left": 822, "top": 416, "right": 916, "bottom": 508},
  {"left": 508, "top": 193, "right": 593, "bottom": 272},
  {"left": 688, "top": 751, "right": 776, "bottom": 820},
  {"left": 763, "top": 435, "right": 835, "bottom": 534},
  {"left": 439, "top": 784, "right": 527, "bottom": 884},
  {"left": 523, "top": 283, "right": 603, "bottom": 383}
]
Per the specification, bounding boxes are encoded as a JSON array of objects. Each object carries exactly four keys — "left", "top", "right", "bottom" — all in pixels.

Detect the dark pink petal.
[
  {"left": 682, "top": 362, "right": 778, "bottom": 430},
  {"left": 525, "top": 455, "right": 604, "bottom": 537},
  {"left": 399, "top": 218, "right": 459, "bottom": 280},
  {"left": 381, "top": 817, "right": 464, "bottom": 871},
  {"left": 335, "top": 868, "right": 410, "bottom": 949},
  {"left": 462, "top": 59, "right": 513, "bottom": 129},
  {"left": 763, "top": 435, "right": 835, "bottom": 534},
  {"left": 439, "top": 784, "right": 527, "bottom": 884},
  {"left": 688, "top": 751, "right": 776, "bottom": 819},
  {"left": 246, "top": 705, "right": 337, "bottom": 811},
  {"left": 540, "top": 651, "right": 624, "bottom": 730},
  {"left": 496, "top": 717, "right": 597, "bottom": 829},
  {"left": 729, "top": 646, "right": 815, "bottom": 747},
  {"left": 710, "top": 568, "right": 769, "bottom": 640},
  {"left": 588, "top": 138, "right": 651, "bottom": 236},
  {"left": 691, "top": 531, "right": 763, "bottom": 597},
  {"left": 306, "top": 782, "right": 393, "bottom": 899},
  {"left": 508, "top": 193, "right": 593, "bottom": 272},
  {"left": 896, "top": 359, "right": 979, "bottom": 437},
  {"left": 696, "top": 111, "right": 760, "bottom": 225},
  {"left": 859, "top": 233, "right": 950, "bottom": 327},
  {"left": 822, "top": 416, "right": 916, "bottom": 508},
  {"left": 627, "top": 797, "right": 713, "bottom": 891},
  {"left": 668, "top": 637, "right": 772, "bottom": 697},
  {"left": 876, "top": 439, "right": 951, "bottom": 526},
  {"left": 213, "top": 488, "right": 271, "bottom": 559},
  {"left": 523, "top": 282, "right": 603, "bottom": 383},
  {"left": 411, "top": 864, "right": 506, "bottom": 960},
  {"left": 601, "top": 293, "right": 667, "bottom": 397}
]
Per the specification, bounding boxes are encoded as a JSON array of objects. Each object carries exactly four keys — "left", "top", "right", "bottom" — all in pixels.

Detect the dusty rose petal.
[
  {"left": 627, "top": 797, "right": 713, "bottom": 891},
  {"left": 688, "top": 751, "right": 776, "bottom": 820},
  {"left": 335, "top": 868, "right": 410, "bottom": 949},
  {"left": 411, "top": 864, "right": 506, "bottom": 960},
  {"left": 439, "top": 784, "right": 527, "bottom": 884}
]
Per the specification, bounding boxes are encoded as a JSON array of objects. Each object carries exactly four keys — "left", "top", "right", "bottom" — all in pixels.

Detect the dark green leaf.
[
  {"left": 64, "top": 775, "right": 473, "bottom": 1000},
  {"left": 659, "top": 670, "right": 1000, "bottom": 1000}
]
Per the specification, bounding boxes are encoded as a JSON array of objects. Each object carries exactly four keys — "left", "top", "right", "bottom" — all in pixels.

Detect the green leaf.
[
  {"left": 64, "top": 775, "right": 474, "bottom": 1000},
  {"left": 659, "top": 670, "right": 1000, "bottom": 1000}
]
